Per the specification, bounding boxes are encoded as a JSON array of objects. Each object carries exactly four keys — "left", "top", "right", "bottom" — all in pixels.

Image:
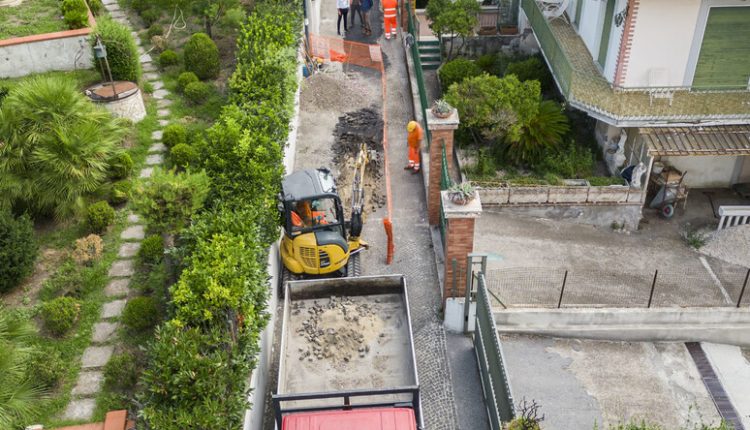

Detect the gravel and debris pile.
[
  {"left": 700, "top": 224, "right": 750, "bottom": 268},
  {"left": 293, "top": 296, "right": 387, "bottom": 367},
  {"left": 299, "top": 68, "right": 380, "bottom": 113}
]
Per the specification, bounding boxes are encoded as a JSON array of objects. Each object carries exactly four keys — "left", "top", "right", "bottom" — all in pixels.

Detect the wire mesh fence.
[{"left": 486, "top": 266, "right": 750, "bottom": 309}]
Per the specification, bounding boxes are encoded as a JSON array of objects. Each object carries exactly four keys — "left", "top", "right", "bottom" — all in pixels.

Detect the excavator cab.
[{"left": 279, "top": 168, "right": 366, "bottom": 278}]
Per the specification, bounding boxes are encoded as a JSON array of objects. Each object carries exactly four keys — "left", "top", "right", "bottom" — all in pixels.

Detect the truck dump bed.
[{"left": 274, "top": 275, "right": 421, "bottom": 428}]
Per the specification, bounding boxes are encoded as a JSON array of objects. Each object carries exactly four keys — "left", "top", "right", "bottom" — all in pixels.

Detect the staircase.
[{"left": 417, "top": 39, "right": 441, "bottom": 70}]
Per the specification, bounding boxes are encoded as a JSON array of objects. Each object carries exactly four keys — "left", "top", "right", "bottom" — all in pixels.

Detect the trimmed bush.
[
  {"left": 140, "top": 9, "right": 160, "bottom": 26},
  {"left": 109, "top": 152, "right": 133, "bottom": 180},
  {"left": 104, "top": 351, "right": 139, "bottom": 389},
  {"left": 176, "top": 71, "right": 199, "bottom": 93},
  {"left": 147, "top": 24, "right": 164, "bottom": 38},
  {"left": 130, "top": 0, "right": 148, "bottom": 12},
  {"left": 110, "top": 179, "right": 132, "bottom": 205},
  {"left": 41, "top": 297, "right": 80, "bottom": 336},
  {"left": 87, "top": 0, "right": 103, "bottom": 15},
  {"left": 183, "top": 33, "right": 220, "bottom": 80},
  {"left": 162, "top": 123, "right": 187, "bottom": 148},
  {"left": 505, "top": 56, "right": 554, "bottom": 93},
  {"left": 0, "top": 212, "right": 38, "bottom": 294},
  {"left": 91, "top": 18, "right": 142, "bottom": 82},
  {"left": 139, "top": 234, "right": 164, "bottom": 265},
  {"left": 438, "top": 58, "right": 482, "bottom": 91},
  {"left": 122, "top": 296, "right": 159, "bottom": 332},
  {"left": 27, "top": 346, "right": 67, "bottom": 389},
  {"left": 184, "top": 82, "right": 211, "bottom": 105},
  {"left": 170, "top": 143, "right": 197, "bottom": 169},
  {"left": 86, "top": 201, "right": 115, "bottom": 234},
  {"left": 159, "top": 50, "right": 179, "bottom": 68},
  {"left": 62, "top": 0, "right": 88, "bottom": 29}
]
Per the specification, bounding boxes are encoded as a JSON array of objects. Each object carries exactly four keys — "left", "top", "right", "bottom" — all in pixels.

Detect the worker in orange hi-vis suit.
[
  {"left": 382, "top": 0, "right": 398, "bottom": 40},
  {"left": 405, "top": 121, "right": 423, "bottom": 173}
]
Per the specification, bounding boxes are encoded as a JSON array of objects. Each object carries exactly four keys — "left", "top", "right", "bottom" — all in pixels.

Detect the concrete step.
[
  {"left": 418, "top": 38, "right": 440, "bottom": 46},
  {"left": 420, "top": 54, "right": 441, "bottom": 63},
  {"left": 419, "top": 46, "right": 440, "bottom": 54},
  {"left": 421, "top": 60, "right": 441, "bottom": 70}
]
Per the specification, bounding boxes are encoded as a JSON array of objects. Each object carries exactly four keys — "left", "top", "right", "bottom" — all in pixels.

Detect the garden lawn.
[{"left": 0, "top": 0, "right": 68, "bottom": 40}]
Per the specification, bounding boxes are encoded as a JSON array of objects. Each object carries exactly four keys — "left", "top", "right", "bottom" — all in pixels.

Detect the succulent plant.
[
  {"left": 447, "top": 181, "right": 475, "bottom": 204},
  {"left": 432, "top": 98, "right": 453, "bottom": 117}
]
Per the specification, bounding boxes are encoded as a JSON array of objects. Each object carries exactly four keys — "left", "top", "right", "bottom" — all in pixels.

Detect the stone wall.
[{"left": 440, "top": 30, "right": 539, "bottom": 59}]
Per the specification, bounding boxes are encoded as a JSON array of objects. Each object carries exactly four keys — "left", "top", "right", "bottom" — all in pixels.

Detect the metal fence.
[
  {"left": 438, "top": 142, "right": 452, "bottom": 245},
  {"left": 486, "top": 266, "right": 750, "bottom": 309},
  {"left": 406, "top": 1, "right": 432, "bottom": 147},
  {"left": 474, "top": 272, "right": 516, "bottom": 429}
]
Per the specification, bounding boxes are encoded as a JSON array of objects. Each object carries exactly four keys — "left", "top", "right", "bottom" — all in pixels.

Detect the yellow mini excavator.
[{"left": 279, "top": 144, "right": 370, "bottom": 286}]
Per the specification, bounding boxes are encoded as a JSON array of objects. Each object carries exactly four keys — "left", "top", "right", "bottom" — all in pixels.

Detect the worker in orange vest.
[
  {"left": 405, "top": 120, "right": 423, "bottom": 173},
  {"left": 382, "top": 0, "right": 398, "bottom": 40}
]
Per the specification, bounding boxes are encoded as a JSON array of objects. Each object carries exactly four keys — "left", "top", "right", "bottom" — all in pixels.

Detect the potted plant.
[
  {"left": 431, "top": 98, "right": 453, "bottom": 119},
  {"left": 447, "top": 181, "right": 475, "bottom": 205}
]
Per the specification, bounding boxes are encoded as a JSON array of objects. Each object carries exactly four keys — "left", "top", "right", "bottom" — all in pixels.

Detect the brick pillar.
[
  {"left": 442, "top": 190, "right": 481, "bottom": 301},
  {"left": 427, "top": 108, "right": 459, "bottom": 226}
]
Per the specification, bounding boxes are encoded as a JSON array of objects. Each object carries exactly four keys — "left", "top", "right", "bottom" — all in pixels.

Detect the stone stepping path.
[{"left": 63, "top": 2, "right": 173, "bottom": 418}]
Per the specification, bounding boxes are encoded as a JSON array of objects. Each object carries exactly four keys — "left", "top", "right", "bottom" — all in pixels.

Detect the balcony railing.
[{"left": 521, "top": 0, "right": 750, "bottom": 125}]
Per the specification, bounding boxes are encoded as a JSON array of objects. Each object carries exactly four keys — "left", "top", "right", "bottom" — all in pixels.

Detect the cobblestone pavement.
[{"left": 357, "top": 36, "right": 461, "bottom": 429}]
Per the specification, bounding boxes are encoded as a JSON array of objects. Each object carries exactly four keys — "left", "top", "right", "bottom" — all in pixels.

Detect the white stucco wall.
[
  {"left": 602, "top": 0, "right": 627, "bottom": 82},
  {"left": 661, "top": 155, "right": 743, "bottom": 188},
  {"left": 577, "top": 0, "right": 606, "bottom": 60},
  {"left": 0, "top": 33, "right": 93, "bottom": 78},
  {"left": 623, "top": 0, "right": 702, "bottom": 88}
]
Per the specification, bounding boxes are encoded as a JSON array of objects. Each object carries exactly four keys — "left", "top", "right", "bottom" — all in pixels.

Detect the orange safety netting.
[
  {"left": 308, "top": 34, "right": 385, "bottom": 71},
  {"left": 306, "top": 34, "right": 394, "bottom": 265}
]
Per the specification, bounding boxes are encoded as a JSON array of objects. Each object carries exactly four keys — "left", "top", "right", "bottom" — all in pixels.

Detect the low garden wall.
[
  {"left": 0, "top": 14, "right": 94, "bottom": 78},
  {"left": 476, "top": 183, "right": 644, "bottom": 205}
]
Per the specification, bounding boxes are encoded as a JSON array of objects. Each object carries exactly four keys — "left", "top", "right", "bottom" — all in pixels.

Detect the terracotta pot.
[
  {"left": 449, "top": 192, "right": 472, "bottom": 205},
  {"left": 432, "top": 108, "right": 451, "bottom": 119}
]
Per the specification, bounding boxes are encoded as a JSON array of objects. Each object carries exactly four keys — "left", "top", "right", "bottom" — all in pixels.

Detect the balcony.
[{"left": 521, "top": 0, "right": 750, "bottom": 126}]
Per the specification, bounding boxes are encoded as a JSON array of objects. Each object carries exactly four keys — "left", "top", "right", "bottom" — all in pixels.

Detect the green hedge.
[
  {"left": 139, "top": 3, "right": 301, "bottom": 428},
  {"left": 91, "top": 18, "right": 142, "bottom": 83}
]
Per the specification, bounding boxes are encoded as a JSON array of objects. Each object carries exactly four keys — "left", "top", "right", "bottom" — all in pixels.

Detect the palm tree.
[
  {"left": 0, "top": 309, "right": 46, "bottom": 428},
  {"left": 502, "top": 100, "right": 570, "bottom": 166},
  {"left": 0, "top": 76, "right": 125, "bottom": 219}
]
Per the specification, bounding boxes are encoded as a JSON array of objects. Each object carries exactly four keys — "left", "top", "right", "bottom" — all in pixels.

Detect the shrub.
[
  {"left": 130, "top": 0, "right": 149, "bottom": 13},
  {"left": 86, "top": 201, "right": 115, "bottom": 234},
  {"left": 72, "top": 234, "right": 104, "bottom": 266},
  {"left": 122, "top": 296, "right": 159, "bottom": 332},
  {"left": 184, "top": 81, "right": 211, "bottom": 105},
  {"left": 104, "top": 351, "right": 139, "bottom": 390},
  {"left": 41, "top": 297, "right": 80, "bottom": 336},
  {"left": 139, "top": 235, "right": 164, "bottom": 265},
  {"left": 162, "top": 123, "right": 187, "bottom": 148},
  {"left": 438, "top": 58, "right": 482, "bottom": 91},
  {"left": 140, "top": 9, "right": 160, "bottom": 26},
  {"left": 27, "top": 346, "right": 66, "bottom": 389},
  {"left": 87, "top": 0, "right": 103, "bottom": 15},
  {"left": 502, "top": 100, "right": 569, "bottom": 166},
  {"left": 0, "top": 212, "right": 37, "bottom": 294},
  {"left": 0, "top": 85, "right": 9, "bottom": 105},
  {"left": 147, "top": 24, "right": 164, "bottom": 38},
  {"left": 110, "top": 179, "right": 133, "bottom": 205},
  {"left": 62, "top": 0, "right": 89, "bottom": 29},
  {"left": 91, "top": 18, "right": 142, "bottom": 82},
  {"left": 170, "top": 143, "right": 197, "bottom": 169},
  {"left": 159, "top": 50, "right": 179, "bottom": 68},
  {"left": 109, "top": 152, "right": 133, "bottom": 180},
  {"left": 176, "top": 71, "right": 199, "bottom": 93},
  {"left": 183, "top": 33, "right": 220, "bottom": 80},
  {"left": 505, "top": 56, "right": 554, "bottom": 93},
  {"left": 476, "top": 53, "right": 516, "bottom": 77},
  {"left": 537, "top": 140, "right": 594, "bottom": 179}
]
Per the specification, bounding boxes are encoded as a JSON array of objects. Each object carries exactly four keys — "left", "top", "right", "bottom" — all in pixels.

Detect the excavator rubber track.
[{"left": 279, "top": 251, "right": 361, "bottom": 297}]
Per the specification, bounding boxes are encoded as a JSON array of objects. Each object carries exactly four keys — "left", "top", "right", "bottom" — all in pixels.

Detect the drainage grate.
[{"left": 685, "top": 342, "right": 745, "bottom": 430}]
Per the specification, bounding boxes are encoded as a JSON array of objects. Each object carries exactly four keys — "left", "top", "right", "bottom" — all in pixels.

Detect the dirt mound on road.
[{"left": 333, "top": 108, "right": 386, "bottom": 216}]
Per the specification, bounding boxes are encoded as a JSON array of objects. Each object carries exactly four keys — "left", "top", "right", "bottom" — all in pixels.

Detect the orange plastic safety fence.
[{"left": 308, "top": 34, "right": 384, "bottom": 70}]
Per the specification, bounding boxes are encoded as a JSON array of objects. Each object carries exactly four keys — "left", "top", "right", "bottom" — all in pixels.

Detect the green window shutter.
[
  {"left": 597, "top": 0, "right": 616, "bottom": 68},
  {"left": 574, "top": 0, "right": 584, "bottom": 27},
  {"left": 693, "top": 7, "right": 750, "bottom": 89}
]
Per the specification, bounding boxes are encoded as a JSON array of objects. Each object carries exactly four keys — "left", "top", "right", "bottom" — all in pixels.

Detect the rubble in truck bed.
[{"left": 333, "top": 108, "right": 387, "bottom": 215}]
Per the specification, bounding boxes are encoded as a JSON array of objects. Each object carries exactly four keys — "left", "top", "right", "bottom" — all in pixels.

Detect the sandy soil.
[{"left": 2, "top": 247, "right": 65, "bottom": 308}]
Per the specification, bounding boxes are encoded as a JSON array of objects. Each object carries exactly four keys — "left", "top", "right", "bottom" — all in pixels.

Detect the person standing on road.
[
  {"left": 350, "top": 0, "right": 363, "bottom": 31},
  {"left": 337, "top": 0, "right": 350, "bottom": 36},
  {"left": 360, "top": 0, "right": 373, "bottom": 34},
  {"left": 406, "top": 120, "right": 423, "bottom": 173},
  {"left": 382, "top": 0, "right": 398, "bottom": 39}
]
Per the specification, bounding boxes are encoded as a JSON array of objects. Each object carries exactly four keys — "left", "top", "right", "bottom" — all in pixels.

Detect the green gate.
[{"left": 439, "top": 142, "right": 452, "bottom": 245}]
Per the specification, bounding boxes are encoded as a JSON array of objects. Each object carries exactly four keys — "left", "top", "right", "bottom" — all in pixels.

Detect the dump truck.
[{"left": 273, "top": 275, "right": 423, "bottom": 430}]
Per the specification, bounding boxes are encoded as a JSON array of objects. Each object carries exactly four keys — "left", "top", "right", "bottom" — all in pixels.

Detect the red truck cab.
[{"left": 282, "top": 408, "right": 417, "bottom": 430}]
